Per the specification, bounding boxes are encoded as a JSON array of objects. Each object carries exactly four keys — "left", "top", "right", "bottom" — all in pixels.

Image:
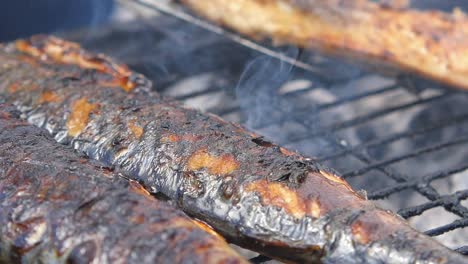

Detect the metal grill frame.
[{"left": 87, "top": 0, "right": 468, "bottom": 257}]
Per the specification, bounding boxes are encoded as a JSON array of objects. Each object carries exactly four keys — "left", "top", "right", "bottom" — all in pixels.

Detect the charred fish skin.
[
  {"left": 0, "top": 36, "right": 466, "bottom": 263},
  {"left": 0, "top": 104, "right": 246, "bottom": 264},
  {"left": 181, "top": 0, "right": 468, "bottom": 92}
]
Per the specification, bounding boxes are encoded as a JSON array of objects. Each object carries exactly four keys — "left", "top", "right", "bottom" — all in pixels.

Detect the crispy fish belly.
[
  {"left": 0, "top": 36, "right": 466, "bottom": 263},
  {"left": 0, "top": 105, "right": 245, "bottom": 264},
  {"left": 181, "top": 0, "right": 468, "bottom": 90}
]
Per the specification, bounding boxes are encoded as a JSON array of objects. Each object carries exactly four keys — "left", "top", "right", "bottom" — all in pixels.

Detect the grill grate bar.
[
  {"left": 215, "top": 78, "right": 398, "bottom": 118},
  {"left": 320, "top": 133, "right": 439, "bottom": 197},
  {"left": 299, "top": 116, "right": 468, "bottom": 239},
  {"left": 318, "top": 111, "right": 468, "bottom": 162},
  {"left": 127, "top": 0, "right": 325, "bottom": 76},
  {"left": 425, "top": 218, "right": 468, "bottom": 237},
  {"left": 285, "top": 107, "right": 461, "bottom": 204},
  {"left": 249, "top": 255, "right": 272, "bottom": 263},
  {"left": 249, "top": 83, "right": 403, "bottom": 130},
  {"left": 456, "top": 246, "right": 468, "bottom": 255},
  {"left": 312, "top": 84, "right": 399, "bottom": 111},
  {"left": 398, "top": 190, "right": 468, "bottom": 219},
  {"left": 368, "top": 164, "right": 468, "bottom": 199},
  {"left": 173, "top": 86, "right": 223, "bottom": 101},
  {"left": 333, "top": 128, "right": 468, "bottom": 240},
  {"left": 275, "top": 92, "right": 452, "bottom": 144},
  {"left": 280, "top": 108, "right": 442, "bottom": 214},
  {"left": 342, "top": 135, "right": 468, "bottom": 178}
]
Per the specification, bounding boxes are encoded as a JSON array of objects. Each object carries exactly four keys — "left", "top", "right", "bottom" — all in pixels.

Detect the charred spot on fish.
[
  {"left": 128, "top": 73, "right": 152, "bottom": 90},
  {"left": 209, "top": 123, "right": 223, "bottom": 130},
  {"left": 270, "top": 161, "right": 308, "bottom": 186},
  {"left": 60, "top": 76, "right": 80, "bottom": 84},
  {"left": 66, "top": 241, "right": 97, "bottom": 264},
  {"left": 1, "top": 107, "right": 21, "bottom": 120},
  {"left": 161, "top": 122, "right": 170, "bottom": 129},
  {"left": 47, "top": 118, "right": 56, "bottom": 125},
  {"left": 200, "top": 115, "right": 210, "bottom": 122},
  {"left": 152, "top": 192, "right": 171, "bottom": 201},
  {"left": 252, "top": 137, "right": 275, "bottom": 147},
  {"left": 230, "top": 193, "right": 241, "bottom": 205},
  {"left": 276, "top": 173, "right": 291, "bottom": 182},
  {"left": 76, "top": 196, "right": 102, "bottom": 215},
  {"left": 67, "top": 165, "right": 78, "bottom": 172},
  {"left": 287, "top": 161, "right": 308, "bottom": 177},
  {"left": 112, "top": 136, "right": 124, "bottom": 146},
  {"left": 303, "top": 160, "right": 328, "bottom": 174},
  {"left": 100, "top": 166, "right": 115, "bottom": 174},
  {"left": 220, "top": 179, "right": 237, "bottom": 200},
  {"left": 122, "top": 98, "right": 139, "bottom": 108},
  {"left": 183, "top": 171, "right": 205, "bottom": 198},
  {"left": 352, "top": 209, "right": 367, "bottom": 222},
  {"left": 287, "top": 171, "right": 308, "bottom": 185}
]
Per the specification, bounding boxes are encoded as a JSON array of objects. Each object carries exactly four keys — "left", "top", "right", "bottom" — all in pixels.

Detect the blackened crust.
[{"left": 0, "top": 104, "right": 245, "bottom": 264}]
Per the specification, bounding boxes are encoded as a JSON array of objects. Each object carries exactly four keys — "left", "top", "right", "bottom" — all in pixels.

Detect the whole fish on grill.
[
  {"left": 0, "top": 104, "right": 245, "bottom": 264},
  {"left": 0, "top": 36, "right": 466, "bottom": 263},
  {"left": 180, "top": 0, "right": 468, "bottom": 91}
]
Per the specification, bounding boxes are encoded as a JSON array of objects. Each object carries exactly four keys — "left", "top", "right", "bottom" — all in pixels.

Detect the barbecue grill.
[{"left": 2, "top": 0, "right": 467, "bottom": 262}]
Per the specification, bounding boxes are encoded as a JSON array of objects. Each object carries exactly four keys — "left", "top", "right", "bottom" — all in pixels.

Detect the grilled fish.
[
  {"left": 0, "top": 36, "right": 466, "bottom": 263},
  {"left": 0, "top": 104, "right": 245, "bottom": 264},
  {"left": 181, "top": 0, "right": 468, "bottom": 91}
]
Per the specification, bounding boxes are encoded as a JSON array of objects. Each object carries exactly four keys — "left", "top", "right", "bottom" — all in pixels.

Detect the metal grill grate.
[
  {"left": 71, "top": 1, "right": 468, "bottom": 257},
  {"left": 204, "top": 72, "right": 468, "bottom": 254}
]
